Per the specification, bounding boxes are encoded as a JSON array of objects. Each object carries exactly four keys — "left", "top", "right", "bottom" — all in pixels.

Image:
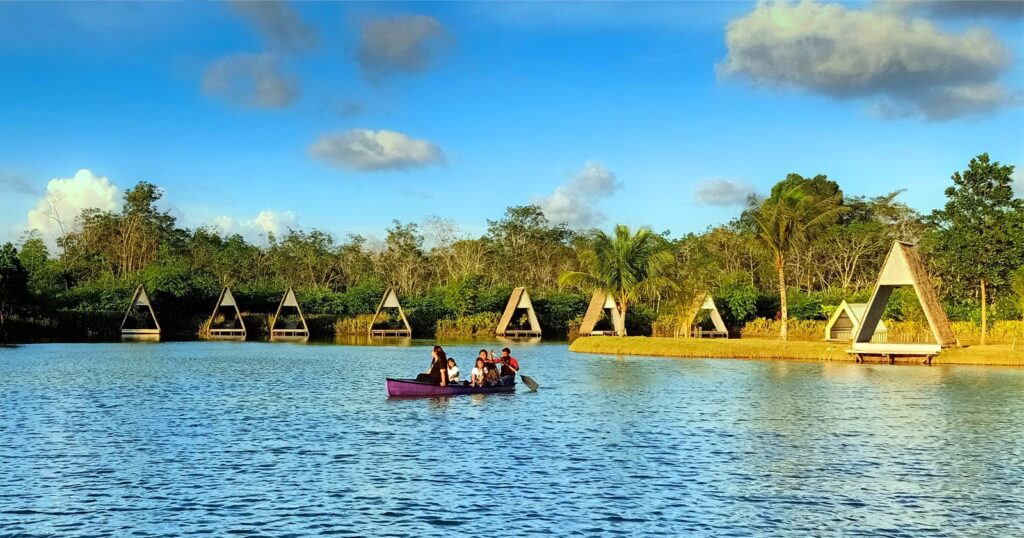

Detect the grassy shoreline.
[{"left": 569, "top": 336, "right": 1024, "bottom": 367}]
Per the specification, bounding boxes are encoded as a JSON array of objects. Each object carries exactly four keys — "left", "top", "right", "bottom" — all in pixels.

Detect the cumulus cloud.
[
  {"left": 309, "top": 129, "right": 445, "bottom": 172},
  {"left": 214, "top": 210, "right": 298, "bottom": 241},
  {"left": 203, "top": 52, "right": 299, "bottom": 108},
  {"left": 357, "top": 15, "right": 453, "bottom": 82},
  {"left": 719, "top": 1, "right": 1017, "bottom": 120},
  {"left": 694, "top": 178, "right": 756, "bottom": 206},
  {"left": 535, "top": 161, "right": 621, "bottom": 228},
  {"left": 882, "top": 1, "right": 1024, "bottom": 19},
  {"left": 228, "top": 0, "right": 319, "bottom": 52},
  {"left": 25, "top": 169, "right": 120, "bottom": 245}
]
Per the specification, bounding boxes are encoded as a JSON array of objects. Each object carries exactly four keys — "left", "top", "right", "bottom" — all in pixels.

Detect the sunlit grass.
[{"left": 569, "top": 337, "right": 1024, "bottom": 366}]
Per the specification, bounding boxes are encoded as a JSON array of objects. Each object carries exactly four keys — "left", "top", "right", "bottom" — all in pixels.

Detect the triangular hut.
[
  {"left": 206, "top": 287, "right": 246, "bottom": 341},
  {"left": 121, "top": 285, "right": 161, "bottom": 341},
  {"left": 825, "top": 300, "right": 886, "bottom": 342},
  {"left": 683, "top": 291, "right": 728, "bottom": 338},
  {"left": 850, "top": 242, "right": 957, "bottom": 361},
  {"left": 496, "top": 287, "right": 542, "bottom": 338},
  {"left": 270, "top": 288, "right": 309, "bottom": 342},
  {"left": 578, "top": 290, "right": 625, "bottom": 336},
  {"left": 369, "top": 288, "right": 412, "bottom": 337}
]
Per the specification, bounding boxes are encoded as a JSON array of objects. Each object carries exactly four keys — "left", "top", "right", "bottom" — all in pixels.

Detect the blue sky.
[{"left": 1, "top": 1, "right": 1022, "bottom": 246}]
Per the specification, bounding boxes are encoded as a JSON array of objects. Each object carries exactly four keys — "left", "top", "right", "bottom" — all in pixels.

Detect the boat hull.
[{"left": 386, "top": 378, "right": 516, "bottom": 398}]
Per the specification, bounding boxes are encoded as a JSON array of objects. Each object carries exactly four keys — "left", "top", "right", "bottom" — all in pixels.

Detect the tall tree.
[
  {"left": 0, "top": 243, "right": 30, "bottom": 331},
  {"left": 559, "top": 224, "right": 675, "bottom": 332},
  {"left": 926, "top": 153, "right": 1024, "bottom": 344},
  {"left": 752, "top": 181, "right": 846, "bottom": 340}
]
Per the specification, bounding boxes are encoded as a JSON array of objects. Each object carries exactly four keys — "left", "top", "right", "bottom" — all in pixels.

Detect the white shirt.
[{"left": 448, "top": 366, "right": 460, "bottom": 382}]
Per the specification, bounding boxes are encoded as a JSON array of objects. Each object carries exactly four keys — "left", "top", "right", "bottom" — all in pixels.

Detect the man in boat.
[{"left": 494, "top": 347, "right": 520, "bottom": 386}]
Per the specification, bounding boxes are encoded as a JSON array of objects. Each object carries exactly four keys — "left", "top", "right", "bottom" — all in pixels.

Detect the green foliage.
[
  {"left": 716, "top": 277, "right": 758, "bottom": 326},
  {"left": 436, "top": 312, "right": 503, "bottom": 337},
  {"left": 1011, "top": 266, "right": 1024, "bottom": 320},
  {"left": 0, "top": 243, "right": 30, "bottom": 328}
]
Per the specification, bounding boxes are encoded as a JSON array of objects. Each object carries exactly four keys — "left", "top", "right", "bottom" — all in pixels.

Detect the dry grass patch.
[{"left": 570, "top": 336, "right": 1024, "bottom": 367}]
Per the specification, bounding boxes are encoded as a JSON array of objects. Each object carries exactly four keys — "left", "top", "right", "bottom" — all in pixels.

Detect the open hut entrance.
[
  {"left": 850, "top": 242, "right": 956, "bottom": 362},
  {"left": 369, "top": 288, "right": 412, "bottom": 338},
  {"left": 496, "top": 287, "right": 542, "bottom": 338},
  {"left": 825, "top": 300, "right": 887, "bottom": 342},
  {"left": 579, "top": 291, "right": 624, "bottom": 336},
  {"left": 685, "top": 292, "right": 728, "bottom": 338},
  {"left": 207, "top": 287, "right": 246, "bottom": 341},
  {"left": 121, "top": 285, "right": 160, "bottom": 341},
  {"left": 270, "top": 288, "right": 309, "bottom": 342}
]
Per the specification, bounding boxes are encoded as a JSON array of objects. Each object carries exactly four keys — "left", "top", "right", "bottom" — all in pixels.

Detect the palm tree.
[
  {"left": 559, "top": 224, "right": 675, "bottom": 334},
  {"left": 752, "top": 185, "right": 846, "bottom": 341}
]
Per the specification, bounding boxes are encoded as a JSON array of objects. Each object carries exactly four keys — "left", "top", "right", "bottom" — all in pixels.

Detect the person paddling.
[{"left": 492, "top": 347, "right": 520, "bottom": 386}]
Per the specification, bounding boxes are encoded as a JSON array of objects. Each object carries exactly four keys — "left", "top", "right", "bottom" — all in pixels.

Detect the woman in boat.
[
  {"left": 416, "top": 346, "right": 449, "bottom": 386},
  {"left": 477, "top": 349, "right": 499, "bottom": 383},
  {"left": 470, "top": 358, "right": 486, "bottom": 387},
  {"left": 447, "top": 358, "right": 461, "bottom": 384}
]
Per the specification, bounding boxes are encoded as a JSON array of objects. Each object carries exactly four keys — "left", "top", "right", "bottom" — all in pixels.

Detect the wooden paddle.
[{"left": 492, "top": 350, "right": 539, "bottom": 392}]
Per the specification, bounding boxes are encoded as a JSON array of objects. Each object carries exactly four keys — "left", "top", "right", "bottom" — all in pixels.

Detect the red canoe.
[{"left": 386, "top": 378, "right": 516, "bottom": 398}]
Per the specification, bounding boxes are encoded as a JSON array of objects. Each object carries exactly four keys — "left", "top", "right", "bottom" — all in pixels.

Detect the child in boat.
[
  {"left": 470, "top": 358, "right": 486, "bottom": 387},
  {"left": 447, "top": 358, "right": 460, "bottom": 384}
]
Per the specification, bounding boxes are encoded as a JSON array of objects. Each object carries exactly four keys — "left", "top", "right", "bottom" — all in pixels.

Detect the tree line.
[{"left": 1, "top": 153, "right": 1022, "bottom": 342}]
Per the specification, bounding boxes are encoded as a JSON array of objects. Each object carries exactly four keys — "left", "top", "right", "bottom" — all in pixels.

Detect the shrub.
[{"left": 435, "top": 312, "right": 502, "bottom": 337}]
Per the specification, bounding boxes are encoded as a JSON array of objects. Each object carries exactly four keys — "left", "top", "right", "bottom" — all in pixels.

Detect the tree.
[
  {"left": 752, "top": 181, "right": 846, "bottom": 340},
  {"left": 1011, "top": 266, "right": 1024, "bottom": 321},
  {"left": 926, "top": 154, "right": 1024, "bottom": 344},
  {"left": 0, "top": 243, "right": 30, "bottom": 330},
  {"left": 559, "top": 224, "right": 675, "bottom": 333}
]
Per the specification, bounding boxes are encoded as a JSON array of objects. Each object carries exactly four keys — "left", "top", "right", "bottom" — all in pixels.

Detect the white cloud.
[
  {"left": 719, "top": 0, "right": 1016, "bottom": 120},
  {"left": 535, "top": 161, "right": 621, "bottom": 228},
  {"left": 1013, "top": 169, "right": 1023, "bottom": 199},
  {"left": 25, "top": 169, "right": 120, "bottom": 246},
  {"left": 228, "top": 0, "right": 319, "bottom": 52},
  {"left": 213, "top": 210, "right": 298, "bottom": 242},
  {"left": 357, "top": 15, "right": 453, "bottom": 82},
  {"left": 309, "top": 129, "right": 445, "bottom": 172},
  {"left": 694, "top": 178, "right": 756, "bottom": 206},
  {"left": 203, "top": 52, "right": 299, "bottom": 109}
]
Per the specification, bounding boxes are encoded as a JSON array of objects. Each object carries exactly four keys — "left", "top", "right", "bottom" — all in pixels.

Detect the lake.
[{"left": 2, "top": 341, "right": 1023, "bottom": 536}]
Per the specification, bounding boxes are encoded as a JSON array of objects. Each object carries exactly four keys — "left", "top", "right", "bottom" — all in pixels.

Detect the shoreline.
[{"left": 568, "top": 336, "right": 1024, "bottom": 367}]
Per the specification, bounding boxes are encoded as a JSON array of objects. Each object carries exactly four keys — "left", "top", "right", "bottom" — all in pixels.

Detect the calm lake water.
[{"left": 2, "top": 341, "right": 1023, "bottom": 536}]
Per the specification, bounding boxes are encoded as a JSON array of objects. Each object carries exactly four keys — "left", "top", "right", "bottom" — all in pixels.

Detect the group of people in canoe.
[{"left": 416, "top": 346, "right": 520, "bottom": 387}]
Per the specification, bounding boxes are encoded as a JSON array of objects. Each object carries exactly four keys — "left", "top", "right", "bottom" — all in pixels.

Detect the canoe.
[{"left": 386, "top": 378, "right": 516, "bottom": 398}]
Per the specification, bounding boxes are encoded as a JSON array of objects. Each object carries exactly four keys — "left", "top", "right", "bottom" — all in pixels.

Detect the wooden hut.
[
  {"left": 206, "top": 287, "right": 246, "bottom": 341},
  {"left": 825, "top": 300, "right": 886, "bottom": 342},
  {"left": 850, "top": 242, "right": 957, "bottom": 362},
  {"left": 270, "top": 288, "right": 309, "bottom": 342},
  {"left": 496, "top": 287, "right": 542, "bottom": 338},
  {"left": 683, "top": 291, "right": 728, "bottom": 338},
  {"left": 369, "top": 288, "right": 412, "bottom": 338},
  {"left": 120, "top": 285, "right": 160, "bottom": 341},
  {"left": 578, "top": 290, "right": 625, "bottom": 336}
]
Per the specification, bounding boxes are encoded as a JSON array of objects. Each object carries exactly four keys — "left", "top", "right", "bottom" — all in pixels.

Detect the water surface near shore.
[{"left": 2, "top": 341, "right": 1022, "bottom": 536}]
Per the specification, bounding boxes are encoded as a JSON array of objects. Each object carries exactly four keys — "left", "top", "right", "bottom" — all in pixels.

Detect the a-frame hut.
[
  {"left": 369, "top": 288, "right": 411, "bottom": 338},
  {"left": 825, "top": 300, "right": 886, "bottom": 342},
  {"left": 206, "top": 287, "right": 246, "bottom": 341},
  {"left": 120, "top": 285, "right": 160, "bottom": 341},
  {"left": 850, "top": 242, "right": 957, "bottom": 361},
  {"left": 683, "top": 291, "right": 728, "bottom": 338},
  {"left": 578, "top": 290, "right": 625, "bottom": 336},
  {"left": 496, "top": 287, "right": 542, "bottom": 338},
  {"left": 270, "top": 288, "right": 309, "bottom": 342}
]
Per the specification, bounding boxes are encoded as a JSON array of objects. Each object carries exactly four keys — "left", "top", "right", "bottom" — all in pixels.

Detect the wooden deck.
[
  {"left": 497, "top": 329, "right": 542, "bottom": 338},
  {"left": 848, "top": 342, "right": 942, "bottom": 364},
  {"left": 370, "top": 329, "right": 411, "bottom": 338},
  {"left": 209, "top": 328, "right": 246, "bottom": 341}
]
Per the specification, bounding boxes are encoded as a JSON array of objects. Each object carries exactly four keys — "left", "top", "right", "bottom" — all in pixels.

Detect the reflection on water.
[{"left": 1, "top": 342, "right": 1023, "bottom": 536}]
